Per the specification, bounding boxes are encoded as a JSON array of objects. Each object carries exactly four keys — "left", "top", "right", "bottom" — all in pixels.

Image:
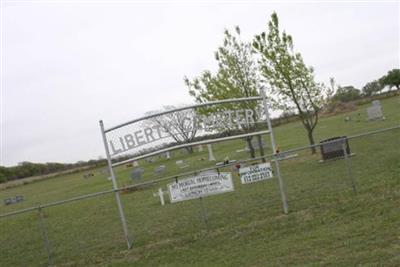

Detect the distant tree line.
[
  {"left": 331, "top": 69, "right": 400, "bottom": 103},
  {"left": 0, "top": 159, "right": 107, "bottom": 184}
]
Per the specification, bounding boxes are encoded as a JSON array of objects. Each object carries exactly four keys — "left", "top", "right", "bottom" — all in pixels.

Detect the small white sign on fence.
[
  {"left": 168, "top": 173, "right": 234, "bottom": 203},
  {"left": 240, "top": 162, "right": 273, "bottom": 184}
]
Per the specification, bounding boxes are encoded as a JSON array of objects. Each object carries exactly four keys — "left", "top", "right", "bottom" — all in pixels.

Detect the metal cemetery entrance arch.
[{"left": 99, "top": 88, "right": 288, "bottom": 249}]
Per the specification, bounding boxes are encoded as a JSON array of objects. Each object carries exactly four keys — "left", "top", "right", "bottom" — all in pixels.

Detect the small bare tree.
[{"left": 143, "top": 105, "right": 198, "bottom": 153}]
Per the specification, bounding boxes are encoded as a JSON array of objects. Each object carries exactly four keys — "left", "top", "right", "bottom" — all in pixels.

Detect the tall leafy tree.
[
  {"left": 185, "top": 26, "right": 265, "bottom": 158},
  {"left": 380, "top": 69, "right": 400, "bottom": 91},
  {"left": 333, "top": 86, "right": 361, "bottom": 102},
  {"left": 253, "top": 12, "right": 326, "bottom": 154},
  {"left": 362, "top": 80, "right": 382, "bottom": 96}
]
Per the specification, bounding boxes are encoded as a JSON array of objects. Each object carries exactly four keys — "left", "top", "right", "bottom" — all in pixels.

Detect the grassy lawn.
[{"left": 0, "top": 96, "right": 399, "bottom": 266}]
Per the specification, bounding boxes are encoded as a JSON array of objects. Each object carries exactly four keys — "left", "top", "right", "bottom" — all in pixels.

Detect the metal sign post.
[
  {"left": 99, "top": 120, "right": 132, "bottom": 249},
  {"left": 342, "top": 140, "right": 357, "bottom": 194},
  {"left": 260, "top": 88, "right": 289, "bottom": 214},
  {"left": 37, "top": 206, "right": 53, "bottom": 267}
]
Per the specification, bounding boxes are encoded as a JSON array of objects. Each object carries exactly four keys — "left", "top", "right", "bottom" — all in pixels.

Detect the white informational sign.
[
  {"left": 240, "top": 162, "right": 273, "bottom": 184},
  {"left": 168, "top": 173, "right": 234, "bottom": 203}
]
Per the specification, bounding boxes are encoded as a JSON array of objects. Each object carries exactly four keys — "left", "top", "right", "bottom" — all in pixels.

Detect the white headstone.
[
  {"left": 166, "top": 151, "right": 171, "bottom": 159},
  {"left": 198, "top": 145, "right": 204, "bottom": 152},
  {"left": 372, "top": 100, "right": 381, "bottom": 107},
  {"left": 133, "top": 161, "right": 139, "bottom": 167},
  {"left": 207, "top": 144, "right": 216, "bottom": 161},
  {"left": 367, "top": 105, "right": 383, "bottom": 120}
]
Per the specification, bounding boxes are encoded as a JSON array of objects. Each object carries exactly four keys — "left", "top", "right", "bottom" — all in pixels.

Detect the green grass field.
[{"left": 1, "top": 96, "right": 399, "bottom": 266}]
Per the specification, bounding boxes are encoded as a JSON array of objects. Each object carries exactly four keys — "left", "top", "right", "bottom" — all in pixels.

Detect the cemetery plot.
[
  {"left": 168, "top": 173, "right": 234, "bottom": 203},
  {"left": 239, "top": 162, "right": 273, "bottom": 184}
]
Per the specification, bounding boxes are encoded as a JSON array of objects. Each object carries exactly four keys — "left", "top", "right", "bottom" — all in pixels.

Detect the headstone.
[
  {"left": 83, "top": 173, "right": 94, "bottom": 178},
  {"left": 207, "top": 144, "right": 216, "bottom": 161},
  {"left": 165, "top": 151, "right": 171, "bottom": 159},
  {"left": 320, "top": 137, "right": 350, "bottom": 161},
  {"left": 372, "top": 100, "right": 381, "bottom": 107},
  {"left": 367, "top": 101, "right": 384, "bottom": 120},
  {"left": 131, "top": 167, "right": 144, "bottom": 181},
  {"left": 198, "top": 145, "right": 204, "bottom": 152},
  {"left": 176, "top": 160, "right": 190, "bottom": 169},
  {"left": 4, "top": 198, "right": 12, "bottom": 205},
  {"left": 154, "top": 165, "right": 166, "bottom": 174},
  {"left": 3, "top": 195, "right": 24, "bottom": 206},
  {"left": 133, "top": 161, "right": 139, "bottom": 167}
]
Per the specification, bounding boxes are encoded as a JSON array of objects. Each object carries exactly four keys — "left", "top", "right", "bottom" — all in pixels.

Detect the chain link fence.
[{"left": 0, "top": 126, "right": 399, "bottom": 266}]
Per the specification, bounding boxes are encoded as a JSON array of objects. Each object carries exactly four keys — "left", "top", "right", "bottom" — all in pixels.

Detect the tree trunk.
[
  {"left": 246, "top": 137, "right": 256, "bottom": 158},
  {"left": 185, "top": 146, "right": 193, "bottom": 154},
  {"left": 256, "top": 135, "right": 266, "bottom": 162},
  {"left": 307, "top": 130, "right": 317, "bottom": 154}
]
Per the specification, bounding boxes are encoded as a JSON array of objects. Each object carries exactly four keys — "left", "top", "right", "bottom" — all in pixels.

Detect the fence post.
[
  {"left": 342, "top": 139, "right": 357, "bottom": 194},
  {"left": 260, "top": 87, "right": 289, "bottom": 214},
  {"left": 37, "top": 206, "right": 53, "bottom": 266},
  {"left": 99, "top": 120, "right": 132, "bottom": 249},
  {"left": 198, "top": 197, "right": 209, "bottom": 228}
]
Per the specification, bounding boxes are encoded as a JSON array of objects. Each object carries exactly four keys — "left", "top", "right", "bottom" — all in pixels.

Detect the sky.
[{"left": 1, "top": 1, "right": 399, "bottom": 167}]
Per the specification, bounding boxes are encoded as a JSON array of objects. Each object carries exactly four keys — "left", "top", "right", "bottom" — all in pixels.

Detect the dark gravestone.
[
  {"left": 4, "top": 195, "right": 24, "bottom": 206},
  {"left": 320, "top": 136, "right": 350, "bottom": 161},
  {"left": 4, "top": 198, "right": 13, "bottom": 205},
  {"left": 131, "top": 168, "right": 144, "bottom": 181}
]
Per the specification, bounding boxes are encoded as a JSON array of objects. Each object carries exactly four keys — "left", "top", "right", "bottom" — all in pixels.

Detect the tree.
[
  {"left": 333, "top": 86, "right": 361, "bottom": 102},
  {"left": 381, "top": 69, "right": 400, "bottom": 91},
  {"left": 0, "top": 166, "right": 9, "bottom": 183},
  {"left": 185, "top": 26, "right": 265, "bottom": 159},
  {"left": 143, "top": 105, "right": 199, "bottom": 153},
  {"left": 253, "top": 12, "right": 325, "bottom": 154},
  {"left": 362, "top": 80, "right": 382, "bottom": 96}
]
